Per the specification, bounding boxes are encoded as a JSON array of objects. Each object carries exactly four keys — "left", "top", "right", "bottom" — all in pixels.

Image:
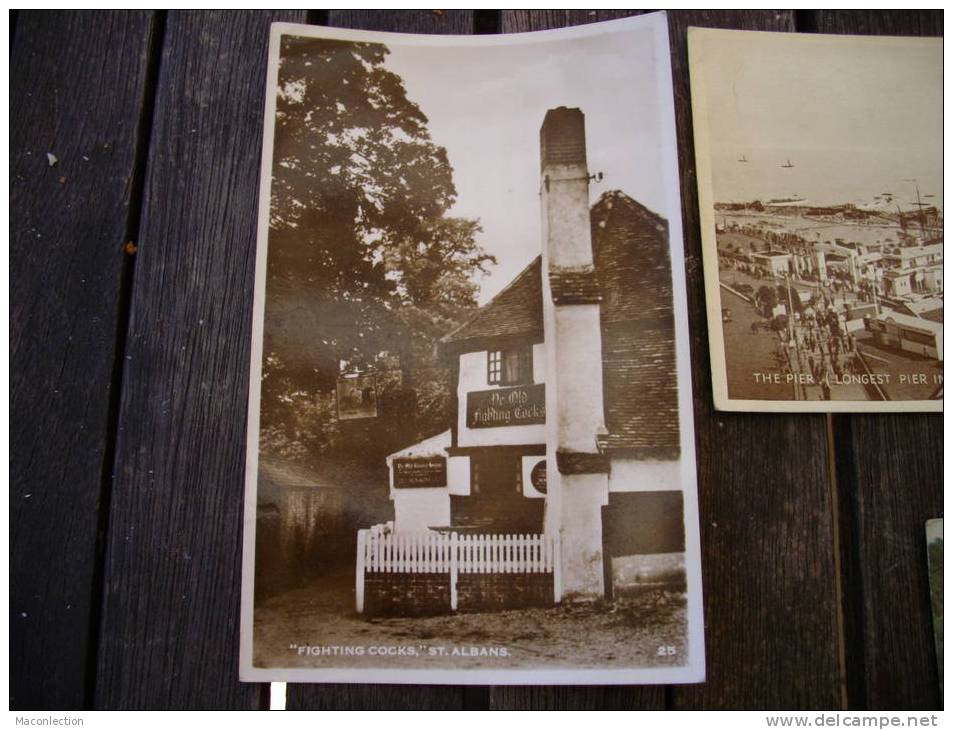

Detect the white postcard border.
[
  {"left": 689, "top": 27, "right": 943, "bottom": 414},
  {"left": 241, "top": 12, "right": 706, "bottom": 684}
]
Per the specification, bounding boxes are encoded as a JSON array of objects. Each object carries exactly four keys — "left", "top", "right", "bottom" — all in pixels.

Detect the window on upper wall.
[
  {"left": 487, "top": 345, "right": 533, "bottom": 386},
  {"left": 487, "top": 350, "right": 502, "bottom": 385}
]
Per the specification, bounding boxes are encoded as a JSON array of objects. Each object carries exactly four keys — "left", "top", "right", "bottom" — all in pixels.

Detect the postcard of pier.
[
  {"left": 689, "top": 28, "right": 942, "bottom": 412},
  {"left": 240, "top": 13, "right": 705, "bottom": 685}
]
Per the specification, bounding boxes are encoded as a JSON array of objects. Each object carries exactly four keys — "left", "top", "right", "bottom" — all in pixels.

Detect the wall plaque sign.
[
  {"left": 530, "top": 460, "right": 547, "bottom": 493},
  {"left": 393, "top": 457, "right": 447, "bottom": 488},
  {"left": 466, "top": 384, "right": 545, "bottom": 428}
]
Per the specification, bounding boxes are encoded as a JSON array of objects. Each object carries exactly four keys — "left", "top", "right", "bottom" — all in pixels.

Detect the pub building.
[{"left": 384, "top": 107, "right": 687, "bottom": 600}]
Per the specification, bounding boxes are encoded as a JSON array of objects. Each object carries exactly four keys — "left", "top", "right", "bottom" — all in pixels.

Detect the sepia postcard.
[
  {"left": 689, "top": 28, "right": 942, "bottom": 412},
  {"left": 240, "top": 13, "right": 705, "bottom": 684}
]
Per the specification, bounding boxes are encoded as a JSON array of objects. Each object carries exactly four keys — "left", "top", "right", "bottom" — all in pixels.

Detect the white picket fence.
[{"left": 355, "top": 526, "right": 561, "bottom": 612}]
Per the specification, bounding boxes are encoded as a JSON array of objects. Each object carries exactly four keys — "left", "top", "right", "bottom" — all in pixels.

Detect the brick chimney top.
[{"left": 540, "top": 107, "right": 587, "bottom": 172}]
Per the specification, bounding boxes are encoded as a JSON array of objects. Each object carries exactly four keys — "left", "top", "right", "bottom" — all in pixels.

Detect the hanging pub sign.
[
  {"left": 336, "top": 372, "right": 378, "bottom": 420},
  {"left": 393, "top": 457, "right": 447, "bottom": 488},
  {"left": 466, "top": 383, "right": 546, "bottom": 429}
]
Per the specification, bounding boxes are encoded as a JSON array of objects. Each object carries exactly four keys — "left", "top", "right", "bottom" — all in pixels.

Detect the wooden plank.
[
  {"left": 10, "top": 10, "right": 157, "bottom": 710},
  {"left": 665, "top": 10, "right": 843, "bottom": 710},
  {"left": 502, "top": 9, "right": 648, "bottom": 31},
  {"left": 284, "top": 7, "right": 475, "bottom": 711},
  {"left": 811, "top": 10, "right": 942, "bottom": 36},
  {"left": 492, "top": 684, "right": 667, "bottom": 711},
  {"left": 93, "top": 10, "right": 307, "bottom": 709},
  {"left": 492, "top": 6, "right": 667, "bottom": 712},
  {"left": 814, "top": 10, "right": 943, "bottom": 711},
  {"left": 327, "top": 9, "right": 474, "bottom": 35},
  {"left": 834, "top": 415, "right": 943, "bottom": 709}
]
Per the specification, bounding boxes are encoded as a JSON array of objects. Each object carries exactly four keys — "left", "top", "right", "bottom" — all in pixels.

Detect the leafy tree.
[
  {"left": 756, "top": 285, "right": 778, "bottom": 317},
  {"left": 262, "top": 36, "right": 495, "bottom": 458},
  {"left": 777, "top": 284, "right": 803, "bottom": 314}
]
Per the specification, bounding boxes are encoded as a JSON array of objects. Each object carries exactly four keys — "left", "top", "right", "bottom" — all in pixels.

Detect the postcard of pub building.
[
  {"left": 690, "top": 29, "right": 942, "bottom": 412},
  {"left": 240, "top": 13, "right": 704, "bottom": 684}
]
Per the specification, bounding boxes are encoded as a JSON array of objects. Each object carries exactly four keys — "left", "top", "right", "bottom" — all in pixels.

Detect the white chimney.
[
  {"left": 539, "top": 107, "right": 609, "bottom": 600},
  {"left": 539, "top": 107, "right": 607, "bottom": 455},
  {"left": 540, "top": 107, "right": 596, "bottom": 269}
]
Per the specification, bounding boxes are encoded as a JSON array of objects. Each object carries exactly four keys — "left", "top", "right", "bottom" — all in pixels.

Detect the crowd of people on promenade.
[
  {"left": 789, "top": 314, "right": 859, "bottom": 396},
  {"left": 768, "top": 324, "right": 860, "bottom": 400}
]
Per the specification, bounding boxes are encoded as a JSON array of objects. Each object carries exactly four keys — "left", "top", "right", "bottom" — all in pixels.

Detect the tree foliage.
[
  {"left": 756, "top": 285, "right": 778, "bottom": 316},
  {"left": 262, "top": 36, "right": 495, "bottom": 458}
]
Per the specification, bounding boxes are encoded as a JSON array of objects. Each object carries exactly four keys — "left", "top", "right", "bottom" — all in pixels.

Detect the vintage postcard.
[
  {"left": 689, "top": 28, "right": 942, "bottom": 412},
  {"left": 926, "top": 519, "right": 943, "bottom": 694},
  {"left": 241, "top": 13, "right": 704, "bottom": 684}
]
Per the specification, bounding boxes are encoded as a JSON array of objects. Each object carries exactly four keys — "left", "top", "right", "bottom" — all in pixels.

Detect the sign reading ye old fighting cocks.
[{"left": 466, "top": 384, "right": 545, "bottom": 429}]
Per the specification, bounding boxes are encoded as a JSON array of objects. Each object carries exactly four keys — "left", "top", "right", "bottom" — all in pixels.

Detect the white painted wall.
[
  {"left": 521, "top": 455, "right": 547, "bottom": 498},
  {"left": 608, "top": 458, "right": 682, "bottom": 493},
  {"left": 559, "top": 472, "right": 609, "bottom": 599},
  {"left": 455, "top": 346, "right": 547, "bottom": 448},
  {"left": 542, "top": 163, "right": 594, "bottom": 269},
  {"left": 541, "top": 265, "right": 562, "bottom": 536},
  {"left": 447, "top": 455, "right": 470, "bottom": 496},
  {"left": 385, "top": 431, "right": 451, "bottom": 531},
  {"left": 391, "top": 488, "right": 450, "bottom": 532},
  {"left": 531, "top": 342, "right": 546, "bottom": 384},
  {"left": 553, "top": 304, "right": 606, "bottom": 451}
]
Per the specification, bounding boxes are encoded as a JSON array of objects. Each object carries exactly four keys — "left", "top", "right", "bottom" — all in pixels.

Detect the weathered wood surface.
[
  {"left": 816, "top": 12, "right": 945, "bottom": 712},
  {"left": 9, "top": 9, "right": 943, "bottom": 711},
  {"left": 666, "top": 10, "right": 847, "bottom": 711},
  {"left": 9, "top": 10, "right": 157, "bottom": 710},
  {"left": 91, "top": 10, "right": 307, "bottom": 710}
]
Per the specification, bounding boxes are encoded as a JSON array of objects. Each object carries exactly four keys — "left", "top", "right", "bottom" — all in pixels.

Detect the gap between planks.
[{"left": 825, "top": 413, "right": 849, "bottom": 710}]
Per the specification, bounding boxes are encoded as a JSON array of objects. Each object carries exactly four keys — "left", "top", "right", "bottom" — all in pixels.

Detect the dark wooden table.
[{"left": 10, "top": 9, "right": 943, "bottom": 711}]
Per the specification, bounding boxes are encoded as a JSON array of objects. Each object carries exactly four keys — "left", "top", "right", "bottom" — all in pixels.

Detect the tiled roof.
[
  {"left": 592, "top": 191, "right": 680, "bottom": 457},
  {"left": 439, "top": 256, "right": 543, "bottom": 350}
]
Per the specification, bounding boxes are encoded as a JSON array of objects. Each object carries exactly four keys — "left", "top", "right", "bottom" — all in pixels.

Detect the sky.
[
  {"left": 379, "top": 20, "right": 671, "bottom": 302},
  {"left": 692, "top": 30, "right": 942, "bottom": 210}
]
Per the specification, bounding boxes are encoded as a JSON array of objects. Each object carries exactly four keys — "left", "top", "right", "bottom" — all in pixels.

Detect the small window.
[
  {"left": 487, "top": 346, "right": 532, "bottom": 386},
  {"left": 487, "top": 350, "right": 502, "bottom": 384}
]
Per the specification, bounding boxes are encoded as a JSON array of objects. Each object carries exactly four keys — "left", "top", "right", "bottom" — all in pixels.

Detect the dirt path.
[{"left": 253, "top": 568, "right": 688, "bottom": 671}]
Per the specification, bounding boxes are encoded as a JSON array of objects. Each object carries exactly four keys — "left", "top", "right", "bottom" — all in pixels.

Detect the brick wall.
[
  {"left": 362, "top": 572, "right": 555, "bottom": 616},
  {"left": 458, "top": 573, "right": 554, "bottom": 613},
  {"left": 364, "top": 572, "right": 450, "bottom": 616}
]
